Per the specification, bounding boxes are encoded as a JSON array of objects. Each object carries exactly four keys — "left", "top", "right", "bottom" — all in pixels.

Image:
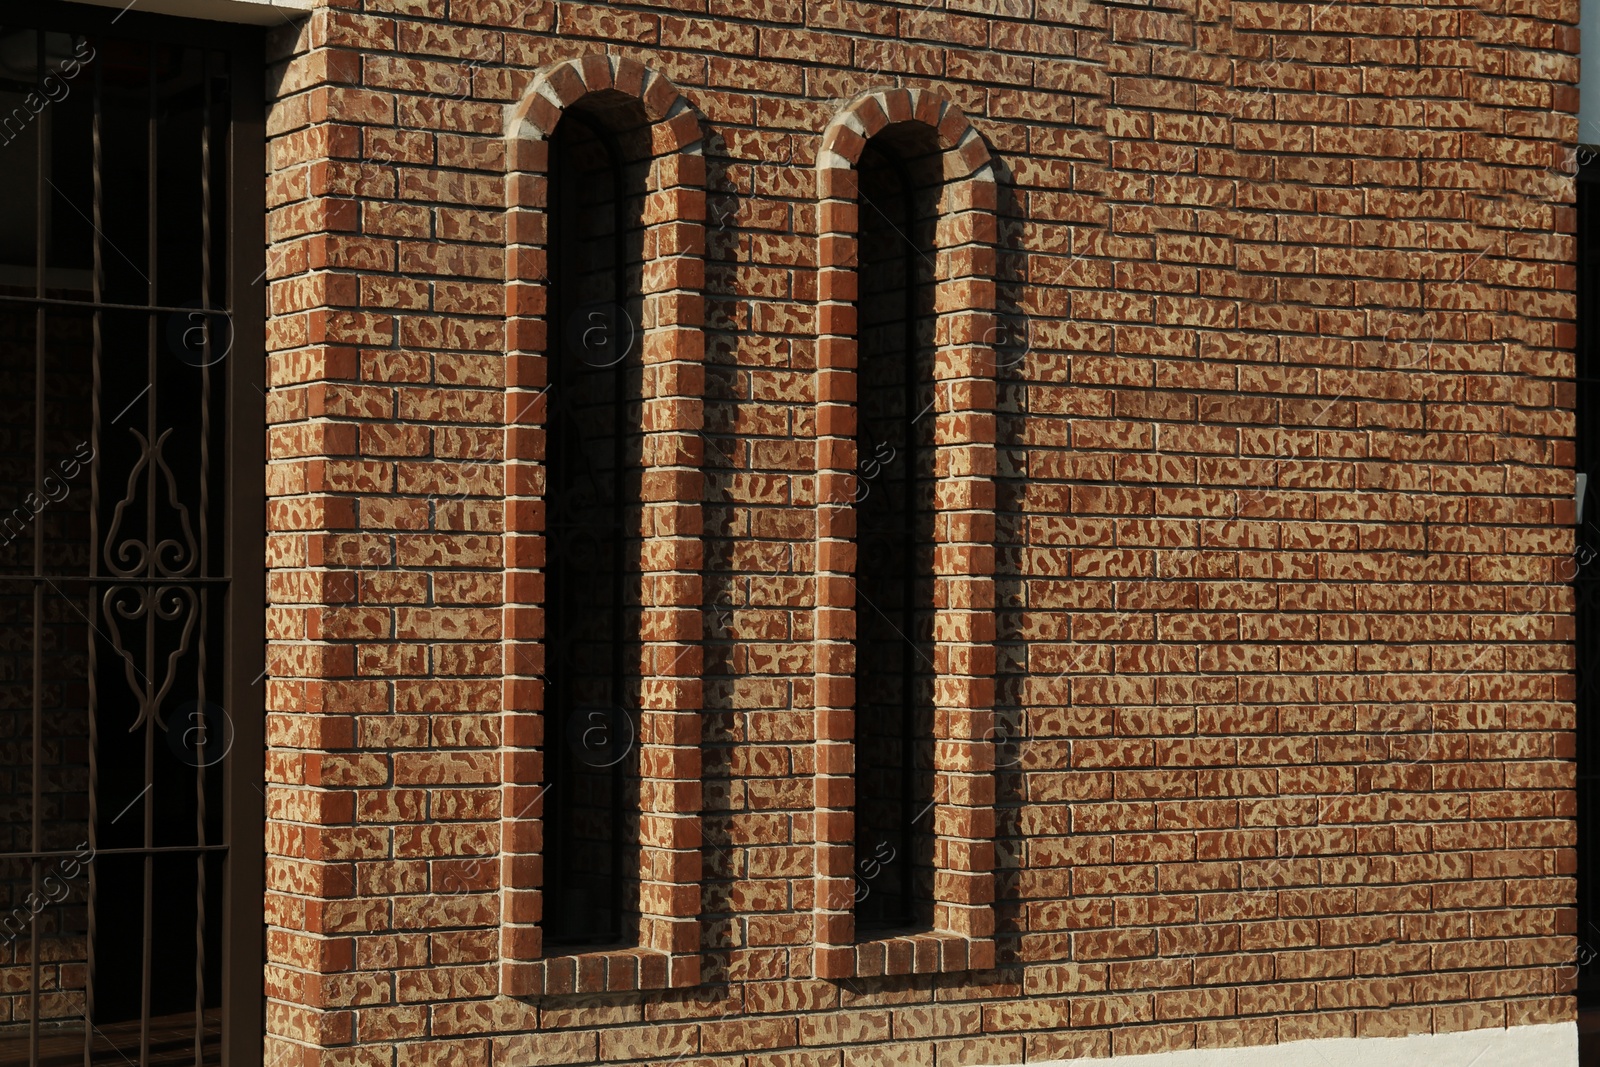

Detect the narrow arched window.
[
  {"left": 503, "top": 56, "right": 707, "bottom": 997},
  {"left": 813, "top": 88, "right": 998, "bottom": 981},
  {"left": 540, "top": 94, "right": 652, "bottom": 949},
  {"left": 851, "top": 124, "right": 943, "bottom": 933}
]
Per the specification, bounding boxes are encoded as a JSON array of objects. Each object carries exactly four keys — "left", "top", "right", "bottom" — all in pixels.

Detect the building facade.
[{"left": 0, "top": 0, "right": 1588, "bottom": 1063}]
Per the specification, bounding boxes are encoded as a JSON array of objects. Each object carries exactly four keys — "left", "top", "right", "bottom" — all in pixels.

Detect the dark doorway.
[{"left": 0, "top": 6, "right": 263, "bottom": 1067}]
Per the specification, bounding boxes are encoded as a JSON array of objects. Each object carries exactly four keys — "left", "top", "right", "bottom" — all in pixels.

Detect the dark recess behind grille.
[{"left": 0, "top": 7, "right": 263, "bottom": 1067}]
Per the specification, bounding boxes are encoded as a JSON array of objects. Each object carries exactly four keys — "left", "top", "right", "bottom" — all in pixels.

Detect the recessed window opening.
[
  {"left": 1575, "top": 154, "right": 1600, "bottom": 1063},
  {"left": 852, "top": 123, "right": 942, "bottom": 934},
  {"left": 541, "top": 92, "right": 651, "bottom": 950}
]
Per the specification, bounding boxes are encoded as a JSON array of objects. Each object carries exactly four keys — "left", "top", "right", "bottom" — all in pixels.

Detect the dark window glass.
[
  {"left": 541, "top": 95, "right": 650, "bottom": 949},
  {"left": 852, "top": 125, "right": 942, "bottom": 933}
]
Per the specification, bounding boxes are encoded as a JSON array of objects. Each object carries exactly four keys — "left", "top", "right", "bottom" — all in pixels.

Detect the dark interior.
[
  {"left": 1577, "top": 153, "right": 1600, "bottom": 1067},
  {"left": 0, "top": 22, "right": 237, "bottom": 1067},
  {"left": 852, "top": 122, "right": 942, "bottom": 933},
  {"left": 539, "top": 91, "right": 651, "bottom": 950}
]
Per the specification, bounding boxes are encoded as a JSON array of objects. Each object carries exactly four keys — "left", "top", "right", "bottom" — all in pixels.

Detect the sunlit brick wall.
[{"left": 259, "top": 0, "right": 1583, "bottom": 1062}]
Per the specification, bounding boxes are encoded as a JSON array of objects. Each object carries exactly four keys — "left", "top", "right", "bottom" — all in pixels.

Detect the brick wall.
[{"left": 260, "top": 0, "right": 1584, "bottom": 1061}]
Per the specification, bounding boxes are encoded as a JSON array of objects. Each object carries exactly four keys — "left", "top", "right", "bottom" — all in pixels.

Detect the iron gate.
[{"left": 0, "top": 6, "right": 263, "bottom": 1066}]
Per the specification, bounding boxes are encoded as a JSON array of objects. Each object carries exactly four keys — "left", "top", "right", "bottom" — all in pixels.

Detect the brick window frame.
[
  {"left": 812, "top": 88, "right": 1001, "bottom": 980},
  {"left": 500, "top": 55, "right": 707, "bottom": 998}
]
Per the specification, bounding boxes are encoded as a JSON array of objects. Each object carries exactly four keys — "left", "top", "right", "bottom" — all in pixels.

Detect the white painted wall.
[{"left": 1023, "top": 1022, "right": 1576, "bottom": 1067}]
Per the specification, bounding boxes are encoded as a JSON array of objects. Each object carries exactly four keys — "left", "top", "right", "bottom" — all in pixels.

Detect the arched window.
[
  {"left": 813, "top": 89, "right": 1000, "bottom": 980},
  {"left": 540, "top": 95, "right": 651, "bottom": 949},
  {"left": 501, "top": 57, "right": 706, "bottom": 997},
  {"left": 852, "top": 125, "right": 943, "bottom": 932}
]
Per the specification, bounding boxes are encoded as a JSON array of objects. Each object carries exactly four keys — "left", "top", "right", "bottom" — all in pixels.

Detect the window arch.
[
  {"left": 501, "top": 56, "right": 706, "bottom": 998},
  {"left": 813, "top": 89, "right": 1000, "bottom": 980}
]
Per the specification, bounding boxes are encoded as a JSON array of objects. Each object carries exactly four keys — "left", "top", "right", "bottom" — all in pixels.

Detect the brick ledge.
[
  {"left": 501, "top": 947, "right": 700, "bottom": 998},
  {"left": 816, "top": 931, "right": 995, "bottom": 980}
]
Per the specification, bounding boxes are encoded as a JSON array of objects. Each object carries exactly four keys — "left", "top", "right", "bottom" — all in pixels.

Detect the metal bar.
[
  {"left": 194, "top": 45, "right": 214, "bottom": 1067},
  {"left": 30, "top": 28, "right": 46, "bottom": 1067},
  {"left": 0, "top": 574, "right": 234, "bottom": 584},
  {"left": 85, "top": 39, "right": 104, "bottom": 1067},
  {"left": 0, "top": 845, "right": 231, "bottom": 861},
  {"left": 0, "top": 294, "right": 233, "bottom": 316},
  {"left": 140, "top": 52, "right": 158, "bottom": 1067}
]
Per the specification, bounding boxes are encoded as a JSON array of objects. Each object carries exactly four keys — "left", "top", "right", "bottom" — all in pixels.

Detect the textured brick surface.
[{"left": 260, "top": 0, "right": 1583, "bottom": 1061}]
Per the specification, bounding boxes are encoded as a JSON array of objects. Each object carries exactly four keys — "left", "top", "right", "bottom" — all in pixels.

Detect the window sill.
[
  {"left": 815, "top": 930, "right": 994, "bottom": 980},
  {"left": 502, "top": 947, "right": 699, "bottom": 997}
]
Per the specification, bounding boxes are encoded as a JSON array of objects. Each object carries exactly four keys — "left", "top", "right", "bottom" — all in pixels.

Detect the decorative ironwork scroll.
[{"left": 101, "top": 426, "right": 200, "bottom": 731}]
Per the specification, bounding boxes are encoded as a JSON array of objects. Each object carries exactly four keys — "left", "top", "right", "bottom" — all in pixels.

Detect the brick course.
[{"left": 261, "top": 0, "right": 1583, "bottom": 1061}]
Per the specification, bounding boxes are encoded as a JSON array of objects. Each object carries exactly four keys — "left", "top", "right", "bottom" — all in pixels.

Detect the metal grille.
[{"left": 0, "top": 9, "right": 262, "bottom": 1067}]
